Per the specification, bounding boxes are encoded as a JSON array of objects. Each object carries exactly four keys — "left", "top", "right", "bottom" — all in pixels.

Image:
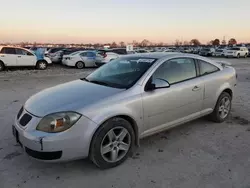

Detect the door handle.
[
  {"left": 0, "top": 55, "right": 4, "bottom": 57},
  {"left": 192, "top": 86, "right": 201, "bottom": 91},
  {"left": 18, "top": 56, "right": 21, "bottom": 58}
]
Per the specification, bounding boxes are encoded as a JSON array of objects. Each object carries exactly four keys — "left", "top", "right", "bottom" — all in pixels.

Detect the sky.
[{"left": 0, "top": 0, "right": 250, "bottom": 44}]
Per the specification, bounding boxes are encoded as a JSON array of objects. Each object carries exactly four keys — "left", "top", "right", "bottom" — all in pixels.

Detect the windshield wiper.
[
  {"left": 89, "top": 80, "right": 110, "bottom": 87},
  {"left": 81, "top": 78, "right": 122, "bottom": 88},
  {"left": 80, "top": 77, "right": 89, "bottom": 82}
]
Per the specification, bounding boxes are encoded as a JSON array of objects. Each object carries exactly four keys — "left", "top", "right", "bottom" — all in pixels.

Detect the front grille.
[
  {"left": 19, "top": 113, "right": 32, "bottom": 126},
  {"left": 17, "top": 107, "right": 23, "bottom": 119},
  {"left": 25, "top": 147, "right": 62, "bottom": 160}
]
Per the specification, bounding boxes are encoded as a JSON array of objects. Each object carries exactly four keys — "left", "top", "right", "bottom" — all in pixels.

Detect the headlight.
[{"left": 36, "top": 112, "right": 81, "bottom": 133}]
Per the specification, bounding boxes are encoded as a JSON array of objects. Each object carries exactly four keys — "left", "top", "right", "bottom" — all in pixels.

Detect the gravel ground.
[{"left": 1, "top": 58, "right": 250, "bottom": 188}]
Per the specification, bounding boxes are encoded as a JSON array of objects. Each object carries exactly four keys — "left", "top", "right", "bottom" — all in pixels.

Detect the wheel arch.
[
  {"left": 222, "top": 88, "right": 233, "bottom": 98},
  {"left": 0, "top": 60, "right": 5, "bottom": 64},
  {"left": 0, "top": 60, "right": 5, "bottom": 70},
  {"left": 89, "top": 113, "right": 140, "bottom": 156},
  {"left": 36, "top": 59, "right": 48, "bottom": 64}
]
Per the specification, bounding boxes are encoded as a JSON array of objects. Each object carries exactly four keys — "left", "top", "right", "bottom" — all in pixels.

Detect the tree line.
[{"left": 16, "top": 38, "right": 238, "bottom": 48}]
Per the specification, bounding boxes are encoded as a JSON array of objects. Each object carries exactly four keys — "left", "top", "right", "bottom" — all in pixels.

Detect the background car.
[
  {"left": 199, "top": 48, "right": 215, "bottom": 56},
  {"left": 46, "top": 47, "right": 64, "bottom": 57},
  {"left": 95, "top": 52, "right": 120, "bottom": 67},
  {"left": 214, "top": 49, "right": 226, "bottom": 57},
  {"left": 0, "top": 46, "right": 52, "bottom": 71},
  {"left": 62, "top": 51, "right": 102, "bottom": 68},
  {"left": 224, "top": 47, "right": 249, "bottom": 58},
  {"left": 135, "top": 49, "right": 150, "bottom": 53}
]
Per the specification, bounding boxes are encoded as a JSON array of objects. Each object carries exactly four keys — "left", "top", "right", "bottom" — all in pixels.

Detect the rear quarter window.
[{"left": 198, "top": 60, "right": 220, "bottom": 76}]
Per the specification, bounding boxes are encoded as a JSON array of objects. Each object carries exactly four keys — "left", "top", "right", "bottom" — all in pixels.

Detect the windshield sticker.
[{"left": 137, "top": 59, "right": 155, "bottom": 63}]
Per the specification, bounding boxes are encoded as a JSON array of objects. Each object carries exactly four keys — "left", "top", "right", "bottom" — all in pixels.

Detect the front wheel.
[
  {"left": 209, "top": 92, "right": 232, "bottom": 123},
  {"left": 90, "top": 117, "right": 135, "bottom": 169},
  {"left": 36, "top": 61, "right": 47, "bottom": 70},
  {"left": 237, "top": 53, "right": 240, "bottom": 58}
]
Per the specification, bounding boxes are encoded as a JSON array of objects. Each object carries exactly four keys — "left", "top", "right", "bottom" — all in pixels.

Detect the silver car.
[{"left": 13, "top": 53, "right": 237, "bottom": 169}]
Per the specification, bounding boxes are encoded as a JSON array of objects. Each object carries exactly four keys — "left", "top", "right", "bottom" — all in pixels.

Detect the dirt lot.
[{"left": 1, "top": 58, "right": 250, "bottom": 188}]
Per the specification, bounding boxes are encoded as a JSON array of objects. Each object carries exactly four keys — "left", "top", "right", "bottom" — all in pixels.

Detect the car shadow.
[{"left": 17, "top": 116, "right": 216, "bottom": 173}]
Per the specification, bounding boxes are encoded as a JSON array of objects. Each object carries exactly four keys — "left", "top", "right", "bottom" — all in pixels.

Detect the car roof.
[
  {"left": 119, "top": 52, "right": 182, "bottom": 59},
  {"left": 120, "top": 52, "right": 223, "bottom": 68},
  {"left": 0, "top": 45, "right": 34, "bottom": 52}
]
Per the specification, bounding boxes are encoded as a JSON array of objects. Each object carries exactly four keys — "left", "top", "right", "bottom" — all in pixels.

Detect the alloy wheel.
[
  {"left": 39, "top": 62, "right": 47, "bottom": 69},
  {"left": 76, "top": 62, "right": 84, "bottom": 69},
  {"left": 101, "top": 127, "right": 131, "bottom": 163},
  {"left": 218, "top": 96, "right": 231, "bottom": 119}
]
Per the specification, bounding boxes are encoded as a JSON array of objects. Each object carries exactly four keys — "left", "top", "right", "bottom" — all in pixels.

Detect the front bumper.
[{"left": 13, "top": 109, "right": 98, "bottom": 162}]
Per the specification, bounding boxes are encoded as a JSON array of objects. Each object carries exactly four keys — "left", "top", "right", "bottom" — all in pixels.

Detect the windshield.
[{"left": 85, "top": 56, "right": 157, "bottom": 89}]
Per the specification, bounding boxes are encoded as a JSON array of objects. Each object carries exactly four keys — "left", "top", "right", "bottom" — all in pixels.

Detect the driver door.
[
  {"left": 15, "top": 48, "right": 36, "bottom": 66},
  {"left": 141, "top": 58, "right": 204, "bottom": 135}
]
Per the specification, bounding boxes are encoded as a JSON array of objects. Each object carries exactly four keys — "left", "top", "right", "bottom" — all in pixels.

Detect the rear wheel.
[
  {"left": 0, "top": 61, "right": 4, "bottom": 71},
  {"left": 36, "top": 61, "right": 48, "bottom": 70},
  {"left": 209, "top": 92, "right": 232, "bottom": 123},
  {"left": 244, "top": 53, "right": 248, "bottom": 58},
  {"left": 90, "top": 117, "right": 135, "bottom": 169},
  {"left": 76, "top": 61, "right": 85, "bottom": 69}
]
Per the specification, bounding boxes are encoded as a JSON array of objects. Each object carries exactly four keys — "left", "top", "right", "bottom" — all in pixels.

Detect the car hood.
[{"left": 24, "top": 80, "right": 124, "bottom": 117}]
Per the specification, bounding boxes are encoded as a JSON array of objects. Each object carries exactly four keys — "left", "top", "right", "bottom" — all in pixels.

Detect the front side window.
[
  {"left": 16, "top": 48, "right": 33, "bottom": 56},
  {"left": 152, "top": 58, "right": 197, "bottom": 84},
  {"left": 1, "top": 47, "right": 16, "bottom": 54},
  {"left": 85, "top": 57, "right": 157, "bottom": 89},
  {"left": 198, "top": 60, "right": 219, "bottom": 76}
]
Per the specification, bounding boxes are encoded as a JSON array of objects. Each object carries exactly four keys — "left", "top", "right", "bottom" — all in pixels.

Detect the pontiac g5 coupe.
[{"left": 13, "top": 53, "right": 237, "bottom": 169}]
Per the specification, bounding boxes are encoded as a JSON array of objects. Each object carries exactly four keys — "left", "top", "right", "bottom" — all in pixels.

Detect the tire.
[
  {"left": 76, "top": 61, "right": 85, "bottom": 69},
  {"left": 237, "top": 53, "right": 240, "bottom": 58},
  {"left": 0, "top": 61, "right": 4, "bottom": 71},
  {"left": 90, "top": 117, "right": 135, "bottom": 169},
  {"left": 209, "top": 92, "right": 232, "bottom": 123},
  {"left": 36, "top": 61, "right": 48, "bottom": 70},
  {"left": 244, "top": 53, "right": 248, "bottom": 58}
]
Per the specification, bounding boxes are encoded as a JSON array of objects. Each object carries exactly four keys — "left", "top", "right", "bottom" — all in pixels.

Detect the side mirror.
[
  {"left": 154, "top": 78, "right": 170, "bottom": 88},
  {"left": 146, "top": 83, "right": 156, "bottom": 91},
  {"left": 145, "top": 78, "right": 170, "bottom": 91}
]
